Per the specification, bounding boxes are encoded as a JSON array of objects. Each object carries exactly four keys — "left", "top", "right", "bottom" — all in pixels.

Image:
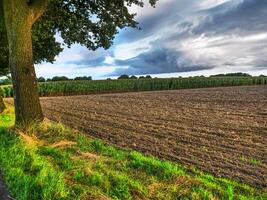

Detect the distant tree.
[
  {"left": 37, "top": 77, "right": 46, "bottom": 82},
  {"left": 118, "top": 75, "right": 130, "bottom": 79},
  {"left": 130, "top": 75, "right": 137, "bottom": 79},
  {"left": 51, "top": 76, "right": 69, "bottom": 82},
  {"left": 0, "top": 77, "right": 12, "bottom": 86},
  {"left": 107, "top": 78, "right": 112, "bottom": 80},
  {"left": 0, "top": 0, "right": 158, "bottom": 124},
  {"left": 47, "top": 78, "right": 52, "bottom": 82},
  {"left": 211, "top": 73, "right": 252, "bottom": 77},
  {"left": 145, "top": 75, "right": 152, "bottom": 79},
  {"left": 74, "top": 76, "right": 92, "bottom": 81},
  {"left": 139, "top": 76, "right": 145, "bottom": 79},
  {"left": 259, "top": 75, "right": 266, "bottom": 77}
]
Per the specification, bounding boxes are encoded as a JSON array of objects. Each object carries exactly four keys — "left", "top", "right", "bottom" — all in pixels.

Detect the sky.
[{"left": 36, "top": 0, "right": 267, "bottom": 79}]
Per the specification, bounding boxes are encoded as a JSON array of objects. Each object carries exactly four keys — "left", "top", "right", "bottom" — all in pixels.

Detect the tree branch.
[{"left": 28, "top": 0, "right": 48, "bottom": 22}]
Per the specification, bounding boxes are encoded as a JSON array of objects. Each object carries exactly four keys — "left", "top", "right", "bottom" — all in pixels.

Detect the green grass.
[
  {"left": 0, "top": 105, "right": 266, "bottom": 200},
  {"left": 240, "top": 156, "right": 262, "bottom": 166}
]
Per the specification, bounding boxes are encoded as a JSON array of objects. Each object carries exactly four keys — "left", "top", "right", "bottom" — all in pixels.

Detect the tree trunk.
[
  {"left": 0, "top": 96, "right": 5, "bottom": 113},
  {"left": 3, "top": 0, "right": 44, "bottom": 124}
]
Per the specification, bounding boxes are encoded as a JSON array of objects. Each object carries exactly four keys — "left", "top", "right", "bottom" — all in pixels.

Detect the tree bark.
[{"left": 3, "top": 0, "right": 47, "bottom": 124}]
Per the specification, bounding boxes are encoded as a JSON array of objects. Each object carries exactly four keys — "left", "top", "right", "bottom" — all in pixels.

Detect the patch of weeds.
[
  {"left": 249, "top": 159, "right": 261, "bottom": 166},
  {"left": 74, "top": 170, "right": 103, "bottom": 187},
  {"left": 128, "top": 151, "right": 184, "bottom": 180},
  {"left": 0, "top": 129, "right": 69, "bottom": 200},
  {"left": 107, "top": 172, "right": 144, "bottom": 200},
  {"left": 37, "top": 146, "right": 74, "bottom": 170},
  {"left": 226, "top": 185, "right": 234, "bottom": 200},
  {"left": 240, "top": 156, "right": 261, "bottom": 166},
  {"left": 0, "top": 113, "right": 14, "bottom": 127}
]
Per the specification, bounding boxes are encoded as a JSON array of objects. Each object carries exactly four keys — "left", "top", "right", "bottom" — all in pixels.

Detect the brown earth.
[{"left": 41, "top": 85, "right": 267, "bottom": 188}]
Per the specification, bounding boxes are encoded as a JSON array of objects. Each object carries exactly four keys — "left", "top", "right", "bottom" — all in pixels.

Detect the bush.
[
  {"left": 118, "top": 74, "right": 129, "bottom": 79},
  {"left": 37, "top": 77, "right": 46, "bottom": 82},
  {"left": 74, "top": 76, "right": 92, "bottom": 81},
  {"left": 51, "top": 76, "right": 69, "bottom": 82}
]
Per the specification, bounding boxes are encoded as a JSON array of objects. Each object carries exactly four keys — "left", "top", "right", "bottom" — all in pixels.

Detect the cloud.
[
  {"left": 193, "top": 0, "right": 267, "bottom": 35},
  {"left": 116, "top": 0, "right": 199, "bottom": 44},
  {"left": 112, "top": 48, "right": 214, "bottom": 75},
  {"left": 37, "top": 0, "right": 267, "bottom": 78},
  {"left": 111, "top": 0, "right": 267, "bottom": 76}
]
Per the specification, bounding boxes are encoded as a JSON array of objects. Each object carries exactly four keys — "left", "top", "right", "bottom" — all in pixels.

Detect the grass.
[
  {"left": 0, "top": 104, "right": 266, "bottom": 200},
  {"left": 240, "top": 156, "right": 262, "bottom": 166}
]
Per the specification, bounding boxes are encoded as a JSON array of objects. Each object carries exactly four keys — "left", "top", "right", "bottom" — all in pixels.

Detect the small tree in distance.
[
  {"left": 37, "top": 77, "right": 46, "bottom": 82},
  {"left": 118, "top": 75, "right": 130, "bottom": 80},
  {"left": 74, "top": 76, "right": 92, "bottom": 81},
  {"left": 51, "top": 76, "right": 69, "bottom": 82},
  {"left": 130, "top": 75, "right": 137, "bottom": 79}
]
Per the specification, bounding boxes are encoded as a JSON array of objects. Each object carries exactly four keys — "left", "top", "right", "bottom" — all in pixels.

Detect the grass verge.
[{"left": 0, "top": 104, "right": 266, "bottom": 200}]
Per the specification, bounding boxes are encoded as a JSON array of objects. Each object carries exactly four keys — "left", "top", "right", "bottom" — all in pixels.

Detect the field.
[
  {"left": 41, "top": 85, "right": 267, "bottom": 189},
  {"left": 1, "top": 76, "right": 267, "bottom": 97}
]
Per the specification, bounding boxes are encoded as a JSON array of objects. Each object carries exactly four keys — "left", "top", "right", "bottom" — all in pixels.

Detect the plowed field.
[{"left": 41, "top": 85, "right": 267, "bottom": 188}]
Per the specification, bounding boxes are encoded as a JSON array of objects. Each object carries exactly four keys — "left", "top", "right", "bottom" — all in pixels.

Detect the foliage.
[
  {"left": 210, "top": 73, "right": 252, "bottom": 77},
  {"left": 118, "top": 74, "right": 130, "bottom": 79},
  {"left": 0, "top": 106, "right": 265, "bottom": 200},
  {"left": 74, "top": 76, "right": 92, "bottom": 81},
  {"left": 50, "top": 76, "right": 69, "bottom": 82},
  {"left": 0, "top": 77, "right": 11, "bottom": 85},
  {"left": 37, "top": 77, "right": 46, "bottom": 82},
  {"left": 130, "top": 75, "right": 137, "bottom": 79}
]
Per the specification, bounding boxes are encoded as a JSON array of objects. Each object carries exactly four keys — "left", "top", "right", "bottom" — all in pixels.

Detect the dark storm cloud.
[
  {"left": 65, "top": 56, "right": 106, "bottom": 67},
  {"left": 113, "top": 48, "right": 213, "bottom": 75},
  {"left": 193, "top": 0, "right": 267, "bottom": 35},
  {"left": 112, "top": 0, "right": 267, "bottom": 75},
  {"left": 116, "top": 0, "right": 196, "bottom": 44}
]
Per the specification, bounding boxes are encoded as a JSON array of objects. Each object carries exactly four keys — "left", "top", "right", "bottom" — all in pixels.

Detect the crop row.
[{"left": 1, "top": 76, "right": 266, "bottom": 97}]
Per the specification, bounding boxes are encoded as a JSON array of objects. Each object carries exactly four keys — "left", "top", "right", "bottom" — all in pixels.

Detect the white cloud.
[
  {"left": 113, "top": 36, "right": 155, "bottom": 60},
  {"left": 198, "top": 0, "right": 233, "bottom": 9},
  {"left": 36, "top": 63, "right": 115, "bottom": 79}
]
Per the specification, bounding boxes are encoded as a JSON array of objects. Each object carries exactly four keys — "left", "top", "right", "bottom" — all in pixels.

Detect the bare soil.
[{"left": 41, "top": 85, "right": 267, "bottom": 188}]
